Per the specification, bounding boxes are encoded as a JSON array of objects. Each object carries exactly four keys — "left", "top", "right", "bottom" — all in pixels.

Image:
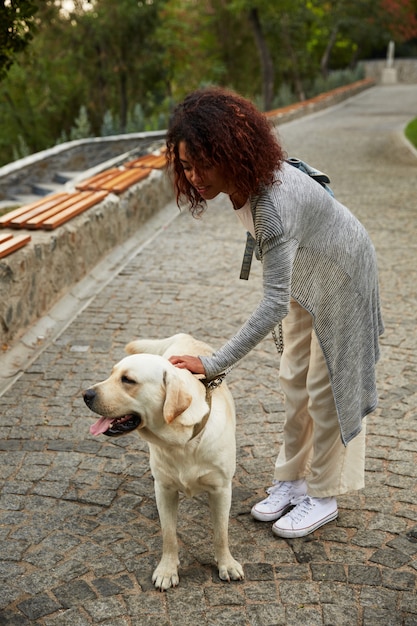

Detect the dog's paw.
[
  {"left": 218, "top": 558, "right": 244, "bottom": 582},
  {"left": 152, "top": 560, "right": 180, "bottom": 591}
]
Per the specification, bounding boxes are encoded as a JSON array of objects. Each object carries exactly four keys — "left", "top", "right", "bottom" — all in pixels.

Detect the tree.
[
  {"left": 154, "top": 0, "right": 226, "bottom": 102},
  {"left": 0, "top": 0, "right": 171, "bottom": 164},
  {"left": 309, "top": 0, "right": 417, "bottom": 78},
  {"left": 306, "top": 0, "right": 382, "bottom": 78},
  {"left": 225, "top": 0, "right": 320, "bottom": 109},
  {"left": 70, "top": 0, "right": 167, "bottom": 132},
  {"left": 1, "top": 0, "right": 415, "bottom": 167},
  {"left": 0, "top": 0, "right": 38, "bottom": 81},
  {"left": 380, "top": 0, "right": 417, "bottom": 43},
  {"left": 247, "top": 6, "right": 274, "bottom": 109},
  {"left": 225, "top": 0, "right": 278, "bottom": 110},
  {"left": 0, "top": 2, "right": 88, "bottom": 162}
]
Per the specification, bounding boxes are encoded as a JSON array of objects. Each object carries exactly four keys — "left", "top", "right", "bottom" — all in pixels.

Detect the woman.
[{"left": 165, "top": 86, "right": 384, "bottom": 538}]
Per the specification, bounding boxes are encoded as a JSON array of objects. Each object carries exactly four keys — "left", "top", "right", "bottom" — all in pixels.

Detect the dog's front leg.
[
  {"left": 208, "top": 486, "right": 244, "bottom": 582},
  {"left": 152, "top": 481, "right": 180, "bottom": 591}
]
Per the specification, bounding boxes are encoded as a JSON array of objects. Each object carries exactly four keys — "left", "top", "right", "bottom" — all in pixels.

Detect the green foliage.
[
  {"left": 305, "top": 65, "right": 365, "bottom": 99},
  {"left": 82, "top": 0, "right": 168, "bottom": 131},
  {"left": 0, "top": 4, "right": 86, "bottom": 161},
  {"left": 405, "top": 117, "right": 417, "bottom": 149},
  {"left": 98, "top": 102, "right": 168, "bottom": 136},
  {"left": 0, "top": 0, "right": 415, "bottom": 166},
  {"left": 269, "top": 83, "right": 295, "bottom": 110},
  {"left": 12, "top": 134, "right": 30, "bottom": 161},
  {"left": 266, "top": 66, "right": 366, "bottom": 110},
  {"left": 70, "top": 105, "right": 92, "bottom": 140},
  {"left": 100, "top": 110, "right": 119, "bottom": 137},
  {"left": 126, "top": 104, "right": 145, "bottom": 134},
  {"left": 154, "top": 0, "right": 227, "bottom": 101},
  {"left": 0, "top": 0, "right": 38, "bottom": 81}
]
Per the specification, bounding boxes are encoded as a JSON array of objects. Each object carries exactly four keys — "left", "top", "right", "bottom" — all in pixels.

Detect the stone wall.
[
  {"left": 0, "top": 170, "right": 173, "bottom": 346},
  {"left": 363, "top": 58, "right": 417, "bottom": 84},
  {"left": 266, "top": 78, "right": 375, "bottom": 125}
]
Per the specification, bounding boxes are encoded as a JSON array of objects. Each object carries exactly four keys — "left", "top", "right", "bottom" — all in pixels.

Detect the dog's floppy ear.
[{"left": 163, "top": 370, "right": 192, "bottom": 424}]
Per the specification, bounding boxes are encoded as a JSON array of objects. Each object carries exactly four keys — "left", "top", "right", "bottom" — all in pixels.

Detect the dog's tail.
[
  {"left": 125, "top": 333, "right": 213, "bottom": 359},
  {"left": 125, "top": 333, "right": 191, "bottom": 357}
]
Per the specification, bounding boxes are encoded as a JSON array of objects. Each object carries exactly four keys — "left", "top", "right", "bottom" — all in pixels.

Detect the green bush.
[{"left": 266, "top": 66, "right": 366, "bottom": 111}]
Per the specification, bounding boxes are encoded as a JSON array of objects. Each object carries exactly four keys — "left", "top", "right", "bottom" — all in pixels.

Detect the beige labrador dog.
[{"left": 83, "top": 333, "right": 244, "bottom": 590}]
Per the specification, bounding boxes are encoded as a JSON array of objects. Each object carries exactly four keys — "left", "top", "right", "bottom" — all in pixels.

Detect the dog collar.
[{"left": 189, "top": 376, "right": 224, "bottom": 441}]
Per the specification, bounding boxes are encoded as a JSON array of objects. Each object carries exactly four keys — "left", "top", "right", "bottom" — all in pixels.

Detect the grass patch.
[{"left": 405, "top": 117, "right": 417, "bottom": 149}]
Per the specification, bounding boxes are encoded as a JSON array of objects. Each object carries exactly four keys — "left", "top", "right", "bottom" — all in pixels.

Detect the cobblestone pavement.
[{"left": 1, "top": 85, "right": 417, "bottom": 626}]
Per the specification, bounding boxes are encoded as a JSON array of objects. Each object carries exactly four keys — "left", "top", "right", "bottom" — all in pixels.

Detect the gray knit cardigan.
[{"left": 200, "top": 161, "right": 384, "bottom": 445}]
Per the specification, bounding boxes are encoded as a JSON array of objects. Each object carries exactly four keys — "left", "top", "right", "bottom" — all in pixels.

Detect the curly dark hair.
[{"left": 166, "top": 86, "right": 286, "bottom": 215}]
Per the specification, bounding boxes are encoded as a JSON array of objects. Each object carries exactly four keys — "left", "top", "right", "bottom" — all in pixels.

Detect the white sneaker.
[
  {"left": 272, "top": 495, "right": 338, "bottom": 538},
  {"left": 251, "top": 479, "right": 307, "bottom": 522}
]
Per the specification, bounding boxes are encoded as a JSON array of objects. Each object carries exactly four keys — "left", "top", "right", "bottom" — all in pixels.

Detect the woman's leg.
[
  {"left": 275, "top": 299, "right": 366, "bottom": 496},
  {"left": 251, "top": 299, "right": 311, "bottom": 522},
  {"left": 252, "top": 300, "right": 365, "bottom": 528},
  {"left": 274, "top": 299, "right": 315, "bottom": 481},
  {"left": 305, "top": 330, "right": 366, "bottom": 497},
  {"left": 272, "top": 304, "right": 366, "bottom": 537}
]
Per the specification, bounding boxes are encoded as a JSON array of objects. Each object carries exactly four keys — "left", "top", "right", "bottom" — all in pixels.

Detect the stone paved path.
[{"left": 1, "top": 84, "right": 417, "bottom": 625}]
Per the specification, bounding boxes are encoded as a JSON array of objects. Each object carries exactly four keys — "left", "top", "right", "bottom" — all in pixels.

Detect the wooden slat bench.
[
  {"left": 26, "top": 190, "right": 109, "bottom": 230},
  {"left": 76, "top": 167, "right": 152, "bottom": 194},
  {"left": 0, "top": 233, "right": 31, "bottom": 258},
  {"left": 0, "top": 148, "right": 164, "bottom": 256},
  {"left": 75, "top": 169, "right": 123, "bottom": 191},
  {"left": 0, "top": 233, "right": 13, "bottom": 244},
  {"left": 124, "top": 153, "right": 166, "bottom": 170},
  {"left": 0, "top": 190, "right": 109, "bottom": 231},
  {"left": 0, "top": 193, "right": 69, "bottom": 228}
]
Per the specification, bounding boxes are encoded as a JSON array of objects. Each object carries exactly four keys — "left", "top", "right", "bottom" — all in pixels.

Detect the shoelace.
[
  {"left": 265, "top": 481, "right": 292, "bottom": 503},
  {"left": 285, "top": 495, "right": 314, "bottom": 523}
]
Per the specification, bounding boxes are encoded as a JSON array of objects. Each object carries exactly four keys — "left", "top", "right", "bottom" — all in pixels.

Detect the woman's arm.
[{"left": 198, "top": 237, "right": 298, "bottom": 379}]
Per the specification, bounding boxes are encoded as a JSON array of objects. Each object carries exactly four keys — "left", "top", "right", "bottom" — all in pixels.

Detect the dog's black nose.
[{"left": 83, "top": 388, "right": 96, "bottom": 407}]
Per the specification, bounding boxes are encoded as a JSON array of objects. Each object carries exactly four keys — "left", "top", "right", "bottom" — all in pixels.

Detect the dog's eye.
[{"left": 121, "top": 375, "right": 136, "bottom": 385}]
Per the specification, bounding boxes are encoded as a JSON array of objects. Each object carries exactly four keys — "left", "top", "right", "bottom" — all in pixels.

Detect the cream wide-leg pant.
[{"left": 273, "top": 299, "right": 366, "bottom": 498}]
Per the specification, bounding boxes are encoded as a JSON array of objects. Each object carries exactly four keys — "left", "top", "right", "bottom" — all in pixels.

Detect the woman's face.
[{"left": 178, "top": 141, "right": 231, "bottom": 200}]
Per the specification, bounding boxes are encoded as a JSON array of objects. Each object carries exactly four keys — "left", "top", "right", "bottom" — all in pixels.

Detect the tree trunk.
[
  {"left": 349, "top": 45, "right": 360, "bottom": 70},
  {"left": 320, "top": 25, "right": 339, "bottom": 78},
  {"left": 119, "top": 70, "right": 128, "bottom": 132},
  {"left": 248, "top": 7, "right": 274, "bottom": 111},
  {"left": 281, "top": 14, "right": 305, "bottom": 102}
]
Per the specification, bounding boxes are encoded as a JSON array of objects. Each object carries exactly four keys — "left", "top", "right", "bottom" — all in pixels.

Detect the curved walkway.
[{"left": 1, "top": 84, "right": 417, "bottom": 625}]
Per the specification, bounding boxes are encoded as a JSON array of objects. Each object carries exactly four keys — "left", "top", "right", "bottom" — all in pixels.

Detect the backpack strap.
[{"left": 286, "top": 157, "right": 334, "bottom": 197}]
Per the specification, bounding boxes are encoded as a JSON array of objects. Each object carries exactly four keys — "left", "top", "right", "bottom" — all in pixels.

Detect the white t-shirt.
[{"left": 234, "top": 199, "right": 255, "bottom": 237}]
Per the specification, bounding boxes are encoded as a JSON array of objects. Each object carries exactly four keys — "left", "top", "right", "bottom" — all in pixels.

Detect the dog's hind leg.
[
  {"left": 208, "top": 486, "right": 244, "bottom": 582},
  {"left": 152, "top": 482, "right": 181, "bottom": 591}
]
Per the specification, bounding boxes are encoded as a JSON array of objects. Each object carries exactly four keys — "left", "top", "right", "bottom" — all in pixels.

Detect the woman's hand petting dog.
[{"left": 169, "top": 354, "right": 206, "bottom": 375}]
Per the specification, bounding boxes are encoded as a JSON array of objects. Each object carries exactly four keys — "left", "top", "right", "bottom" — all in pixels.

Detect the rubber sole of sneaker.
[
  {"left": 271, "top": 509, "right": 338, "bottom": 538},
  {"left": 251, "top": 504, "right": 293, "bottom": 522}
]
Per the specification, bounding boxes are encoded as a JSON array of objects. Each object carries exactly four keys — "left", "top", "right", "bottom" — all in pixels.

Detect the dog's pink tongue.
[{"left": 90, "top": 417, "right": 114, "bottom": 436}]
